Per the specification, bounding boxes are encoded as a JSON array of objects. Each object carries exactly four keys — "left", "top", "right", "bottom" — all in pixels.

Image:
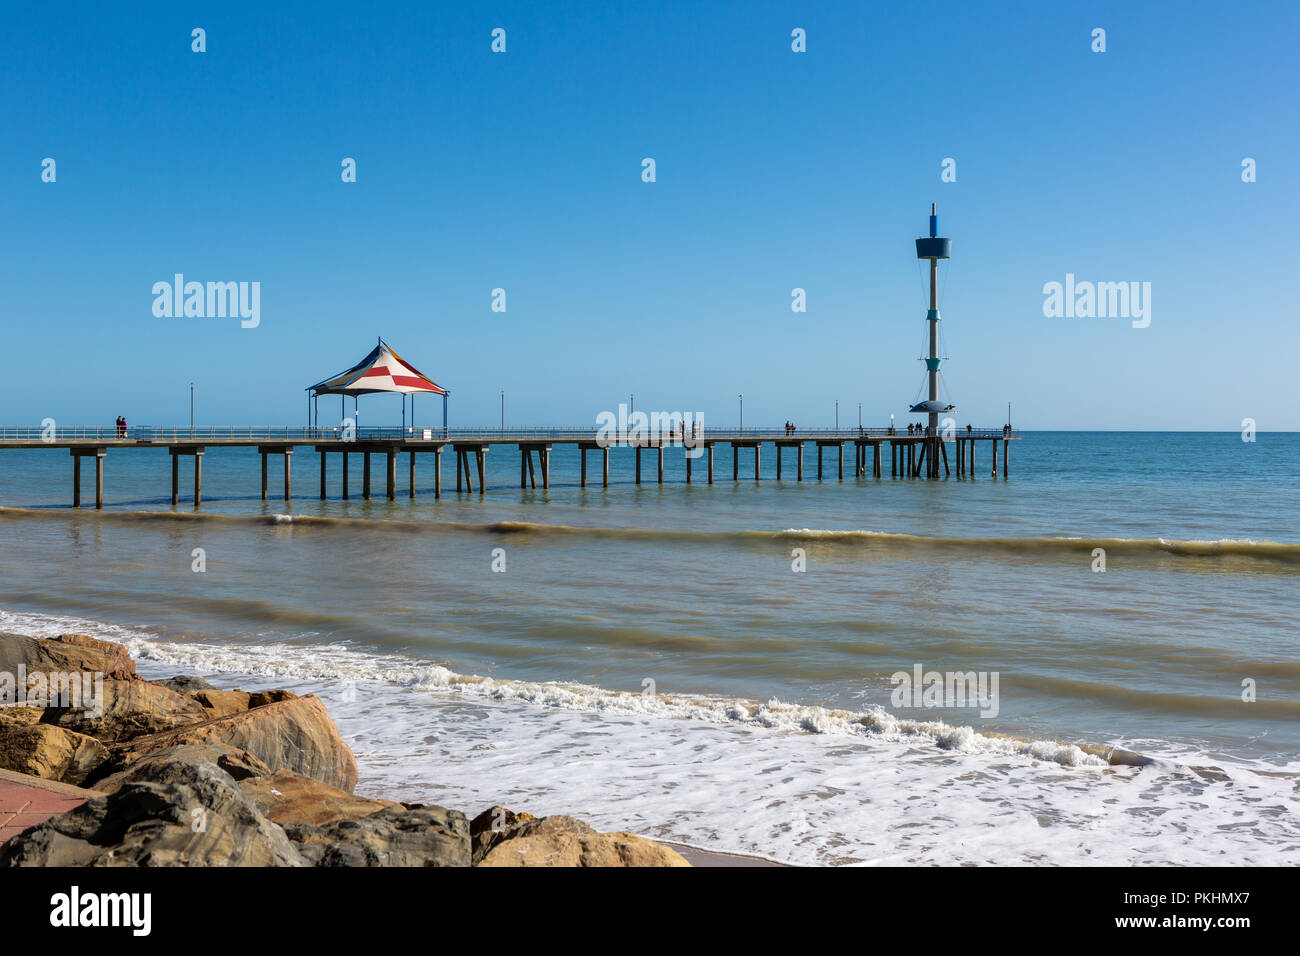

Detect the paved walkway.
[{"left": 0, "top": 768, "right": 94, "bottom": 845}]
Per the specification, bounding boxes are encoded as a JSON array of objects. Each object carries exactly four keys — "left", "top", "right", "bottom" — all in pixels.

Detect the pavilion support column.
[
  {"left": 526, "top": 450, "right": 536, "bottom": 488},
  {"left": 476, "top": 449, "right": 486, "bottom": 493},
  {"left": 409, "top": 451, "right": 416, "bottom": 498},
  {"left": 363, "top": 453, "right": 372, "bottom": 499},
  {"left": 686, "top": 448, "right": 693, "bottom": 483},
  {"left": 261, "top": 452, "right": 268, "bottom": 501},
  {"left": 657, "top": 445, "right": 664, "bottom": 484},
  {"left": 839, "top": 443, "right": 844, "bottom": 480},
  {"left": 194, "top": 453, "right": 202, "bottom": 505},
  {"left": 732, "top": 444, "right": 738, "bottom": 481},
  {"left": 284, "top": 450, "right": 292, "bottom": 501},
  {"left": 635, "top": 447, "right": 642, "bottom": 485},
  {"left": 320, "top": 452, "right": 327, "bottom": 499},
  {"left": 940, "top": 439, "right": 950, "bottom": 478},
  {"left": 602, "top": 447, "right": 609, "bottom": 487},
  {"left": 1003, "top": 440, "right": 1009, "bottom": 478},
  {"left": 874, "top": 443, "right": 881, "bottom": 478},
  {"left": 707, "top": 444, "right": 714, "bottom": 484},
  {"left": 456, "top": 450, "right": 463, "bottom": 493},
  {"left": 386, "top": 449, "right": 396, "bottom": 500},
  {"left": 776, "top": 446, "right": 783, "bottom": 481},
  {"left": 433, "top": 447, "right": 441, "bottom": 499},
  {"left": 797, "top": 444, "right": 804, "bottom": 481},
  {"left": 172, "top": 455, "right": 179, "bottom": 506},
  {"left": 580, "top": 447, "right": 587, "bottom": 488},
  {"left": 73, "top": 456, "right": 80, "bottom": 508},
  {"left": 817, "top": 445, "right": 823, "bottom": 481},
  {"left": 753, "top": 445, "right": 760, "bottom": 481},
  {"left": 541, "top": 448, "right": 549, "bottom": 489},
  {"left": 342, "top": 453, "right": 350, "bottom": 499},
  {"left": 95, "top": 455, "right": 104, "bottom": 509},
  {"left": 992, "top": 439, "right": 999, "bottom": 478}
]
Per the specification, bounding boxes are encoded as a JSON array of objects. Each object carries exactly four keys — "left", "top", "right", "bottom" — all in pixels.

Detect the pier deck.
[{"left": 0, "top": 426, "right": 1020, "bottom": 507}]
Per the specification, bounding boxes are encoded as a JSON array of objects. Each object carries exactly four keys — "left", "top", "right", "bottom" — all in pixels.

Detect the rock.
[
  {"left": 239, "top": 771, "right": 396, "bottom": 827},
  {"left": 43, "top": 679, "right": 206, "bottom": 743},
  {"left": 0, "top": 706, "right": 44, "bottom": 727},
  {"left": 469, "top": 805, "right": 536, "bottom": 863},
  {"left": 0, "top": 758, "right": 304, "bottom": 867},
  {"left": 0, "top": 632, "right": 138, "bottom": 682},
  {"left": 0, "top": 709, "right": 107, "bottom": 785},
  {"left": 189, "top": 689, "right": 252, "bottom": 719},
  {"left": 90, "top": 743, "right": 271, "bottom": 793},
  {"left": 248, "top": 689, "right": 297, "bottom": 708},
  {"left": 474, "top": 814, "right": 691, "bottom": 867},
  {"left": 285, "top": 805, "right": 470, "bottom": 866},
  {"left": 155, "top": 676, "right": 217, "bottom": 693},
  {"left": 96, "top": 695, "right": 358, "bottom": 793}
]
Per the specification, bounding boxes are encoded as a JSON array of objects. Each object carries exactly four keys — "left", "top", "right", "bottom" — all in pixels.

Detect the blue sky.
[{"left": 3, "top": 1, "right": 1296, "bottom": 429}]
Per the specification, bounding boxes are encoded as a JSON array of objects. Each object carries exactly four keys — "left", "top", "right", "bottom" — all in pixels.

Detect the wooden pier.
[{"left": 0, "top": 426, "right": 1018, "bottom": 508}]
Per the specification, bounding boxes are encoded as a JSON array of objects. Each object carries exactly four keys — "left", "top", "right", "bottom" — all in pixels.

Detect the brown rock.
[
  {"left": 248, "top": 690, "right": 298, "bottom": 708},
  {"left": 155, "top": 676, "right": 217, "bottom": 693},
  {"left": 470, "top": 805, "right": 536, "bottom": 863},
  {"left": 43, "top": 679, "right": 206, "bottom": 743},
  {"left": 89, "top": 743, "right": 272, "bottom": 793},
  {"left": 475, "top": 814, "right": 691, "bottom": 867},
  {"left": 42, "top": 634, "right": 139, "bottom": 680},
  {"left": 0, "top": 758, "right": 304, "bottom": 867},
  {"left": 0, "top": 632, "right": 138, "bottom": 683},
  {"left": 97, "top": 694, "right": 358, "bottom": 793},
  {"left": 0, "top": 709, "right": 107, "bottom": 785},
  {"left": 239, "top": 770, "right": 396, "bottom": 827},
  {"left": 189, "top": 688, "right": 252, "bottom": 718},
  {"left": 285, "top": 804, "right": 470, "bottom": 866}
]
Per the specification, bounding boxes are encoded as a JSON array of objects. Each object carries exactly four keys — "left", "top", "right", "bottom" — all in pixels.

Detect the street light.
[
  {"left": 835, "top": 400, "right": 839, "bottom": 433},
  {"left": 189, "top": 383, "right": 194, "bottom": 437},
  {"left": 500, "top": 390, "right": 505, "bottom": 429},
  {"left": 738, "top": 394, "right": 743, "bottom": 433}
]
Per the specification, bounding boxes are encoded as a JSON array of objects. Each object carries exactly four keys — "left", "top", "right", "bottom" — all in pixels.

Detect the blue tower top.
[{"left": 915, "top": 202, "right": 951, "bottom": 259}]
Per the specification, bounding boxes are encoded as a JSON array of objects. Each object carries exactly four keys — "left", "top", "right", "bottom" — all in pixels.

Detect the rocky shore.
[{"left": 0, "top": 632, "right": 690, "bottom": 867}]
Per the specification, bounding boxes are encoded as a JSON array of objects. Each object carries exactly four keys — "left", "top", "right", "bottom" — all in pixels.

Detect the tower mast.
[{"left": 914, "top": 203, "right": 952, "bottom": 475}]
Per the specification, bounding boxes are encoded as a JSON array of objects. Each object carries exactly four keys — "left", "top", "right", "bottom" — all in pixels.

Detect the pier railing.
[
  {"left": 0, "top": 425, "right": 1019, "bottom": 443},
  {"left": 0, "top": 425, "right": 1019, "bottom": 442}
]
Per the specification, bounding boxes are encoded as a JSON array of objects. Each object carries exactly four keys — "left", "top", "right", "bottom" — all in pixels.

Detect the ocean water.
[{"left": 0, "top": 431, "right": 1296, "bottom": 865}]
